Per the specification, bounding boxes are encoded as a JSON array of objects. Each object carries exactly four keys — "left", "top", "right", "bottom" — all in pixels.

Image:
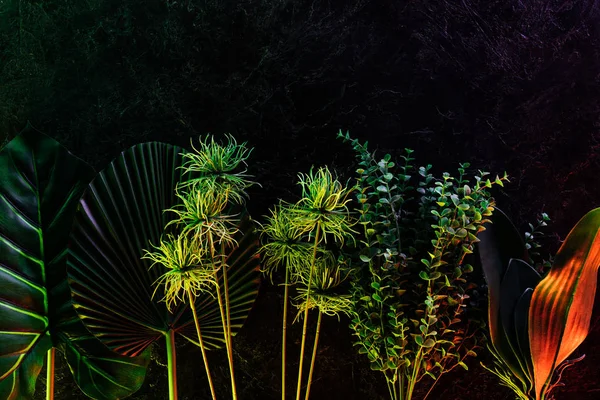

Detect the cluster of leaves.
[
  {"left": 259, "top": 166, "right": 357, "bottom": 399},
  {"left": 261, "top": 200, "right": 355, "bottom": 323},
  {"left": 338, "top": 130, "right": 509, "bottom": 400},
  {"left": 140, "top": 133, "right": 257, "bottom": 399},
  {"left": 143, "top": 134, "right": 255, "bottom": 310},
  {"left": 523, "top": 212, "right": 555, "bottom": 276},
  {"left": 476, "top": 204, "right": 600, "bottom": 400}
]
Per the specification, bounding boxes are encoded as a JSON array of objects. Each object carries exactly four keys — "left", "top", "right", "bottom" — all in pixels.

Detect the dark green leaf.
[{"left": 0, "top": 127, "right": 102, "bottom": 399}]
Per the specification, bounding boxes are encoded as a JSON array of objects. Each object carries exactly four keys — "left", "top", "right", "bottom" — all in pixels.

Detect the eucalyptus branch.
[{"left": 338, "top": 130, "right": 508, "bottom": 400}]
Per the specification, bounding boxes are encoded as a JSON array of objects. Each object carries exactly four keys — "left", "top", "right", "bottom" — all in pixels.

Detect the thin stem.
[
  {"left": 398, "top": 372, "right": 404, "bottom": 400},
  {"left": 209, "top": 233, "right": 237, "bottom": 399},
  {"left": 295, "top": 224, "right": 321, "bottom": 400},
  {"left": 222, "top": 241, "right": 236, "bottom": 389},
  {"left": 165, "top": 330, "right": 178, "bottom": 400},
  {"left": 406, "top": 348, "right": 423, "bottom": 400},
  {"left": 187, "top": 288, "right": 217, "bottom": 400},
  {"left": 304, "top": 310, "right": 323, "bottom": 400},
  {"left": 282, "top": 265, "right": 290, "bottom": 400},
  {"left": 386, "top": 379, "right": 394, "bottom": 400},
  {"left": 422, "top": 365, "right": 444, "bottom": 400},
  {"left": 46, "top": 348, "right": 55, "bottom": 400}
]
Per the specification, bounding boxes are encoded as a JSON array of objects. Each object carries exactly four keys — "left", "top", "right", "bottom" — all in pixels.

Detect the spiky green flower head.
[
  {"left": 259, "top": 202, "right": 314, "bottom": 283},
  {"left": 165, "top": 187, "right": 240, "bottom": 249},
  {"left": 178, "top": 134, "right": 257, "bottom": 205},
  {"left": 293, "top": 251, "right": 353, "bottom": 322},
  {"left": 288, "top": 166, "right": 358, "bottom": 245},
  {"left": 142, "top": 234, "right": 219, "bottom": 312}
]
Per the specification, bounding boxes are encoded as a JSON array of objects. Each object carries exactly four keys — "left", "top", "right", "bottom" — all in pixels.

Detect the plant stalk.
[
  {"left": 165, "top": 329, "right": 178, "bottom": 400},
  {"left": 406, "top": 348, "right": 423, "bottom": 400},
  {"left": 209, "top": 234, "right": 237, "bottom": 399},
  {"left": 222, "top": 258, "right": 237, "bottom": 398},
  {"left": 187, "top": 288, "right": 217, "bottom": 400},
  {"left": 295, "top": 224, "right": 321, "bottom": 400},
  {"left": 282, "top": 265, "right": 290, "bottom": 400},
  {"left": 304, "top": 310, "right": 323, "bottom": 400},
  {"left": 46, "top": 347, "right": 55, "bottom": 400}
]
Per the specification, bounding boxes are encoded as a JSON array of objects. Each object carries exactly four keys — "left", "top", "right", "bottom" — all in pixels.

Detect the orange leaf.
[{"left": 529, "top": 208, "right": 600, "bottom": 400}]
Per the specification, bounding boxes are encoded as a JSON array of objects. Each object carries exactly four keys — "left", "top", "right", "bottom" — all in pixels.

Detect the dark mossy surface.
[{"left": 2, "top": 0, "right": 600, "bottom": 399}]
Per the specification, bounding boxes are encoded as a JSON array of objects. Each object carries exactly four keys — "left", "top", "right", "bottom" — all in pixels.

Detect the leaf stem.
[
  {"left": 46, "top": 348, "right": 55, "bottom": 400},
  {"left": 187, "top": 288, "right": 217, "bottom": 400},
  {"left": 304, "top": 310, "right": 323, "bottom": 400},
  {"left": 296, "top": 224, "right": 321, "bottom": 400},
  {"left": 222, "top": 245, "right": 237, "bottom": 398},
  {"left": 209, "top": 233, "right": 237, "bottom": 399},
  {"left": 282, "top": 265, "right": 290, "bottom": 400},
  {"left": 165, "top": 329, "right": 178, "bottom": 400},
  {"left": 406, "top": 347, "right": 423, "bottom": 400}
]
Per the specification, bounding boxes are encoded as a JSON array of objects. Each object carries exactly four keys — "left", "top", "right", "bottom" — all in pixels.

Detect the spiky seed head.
[
  {"left": 142, "top": 234, "right": 219, "bottom": 311},
  {"left": 288, "top": 166, "right": 358, "bottom": 245},
  {"left": 258, "top": 203, "right": 313, "bottom": 283},
  {"left": 165, "top": 188, "right": 240, "bottom": 248}
]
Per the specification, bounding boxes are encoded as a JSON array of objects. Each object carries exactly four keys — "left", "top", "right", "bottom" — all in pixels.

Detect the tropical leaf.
[
  {"left": 477, "top": 207, "right": 530, "bottom": 384},
  {"left": 0, "top": 125, "right": 94, "bottom": 399},
  {"left": 0, "top": 126, "right": 150, "bottom": 400},
  {"left": 498, "top": 258, "right": 541, "bottom": 386},
  {"left": 54, "top": 277, "right": 151, "bottom": 400},
  {"left": 59, "top": 311, "right": 150, "bottom": 400},
  {"left": 529, "top": 207, "right": 600, "bottom": 399},
  {"left": 67, "top": 141, "right": 261, "bottom": 357}
]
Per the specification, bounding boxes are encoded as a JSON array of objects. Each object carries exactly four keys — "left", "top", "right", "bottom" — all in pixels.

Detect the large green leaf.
[
  {"left": 0, "top": 126, "right": 150, "bottom": 399},
  {"left": 67, "top": 141, "right": 261, "bottom": 357},
  {"left": 498, "top": 258, "right": 540, "bottom": 384},
  {"left": 54, "top": 277, "right": 151, "bottom": 400},
  {"left": 476, "top": 207, "right": 531, "bottom": 385}
]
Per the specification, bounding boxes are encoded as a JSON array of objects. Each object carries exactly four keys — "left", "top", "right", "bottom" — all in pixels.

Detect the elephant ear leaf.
[
  {"left": 0, "top": 126, "right": 94, "bottom": 399},
  {"left": 67, "top": 141, "right": 261, "bottom": 356},
  {"left": 529, "top": 207, "right": 600, "bottom": 399}
]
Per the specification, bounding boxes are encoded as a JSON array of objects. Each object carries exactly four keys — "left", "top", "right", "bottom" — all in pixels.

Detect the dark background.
[{"left": 2, "top": 0, "right": 600, "bottom": 399}]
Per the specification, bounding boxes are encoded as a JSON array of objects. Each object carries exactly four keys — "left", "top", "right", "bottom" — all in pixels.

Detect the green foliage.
[
  {"left": 259, "top": 165, "right": 357, "bottom": 399},
  {"left": 0, "top": 127, "right": 149, "bottom": 399},
  {"left": 177, "top": 134, "right": 257, "bottom": 205},
  {"left": 259, "top": 203, "right": 313, "bottom": 283},
  {"left": 338, "top": 130, "right": 509, "bottom": 400},
  {"left": 523, "top": 212, "right": 554, "bottom": 276},
  {"left": 477, "top": 206, "right": 600, "bottom": 400},
  {"left": 287, "top": 167, "right": 358, "bottom": 244},
  {"left": 261, "top": 166, "right": 358, "bottom": 319},
  {"left": 142, "top": 234, "right": 218, "bottom": 312},
  {"left": 141, "top": 133, "right": 257, "bottom": 399}
]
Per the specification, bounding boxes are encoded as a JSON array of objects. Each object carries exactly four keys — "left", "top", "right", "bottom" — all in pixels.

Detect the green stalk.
[
  {"left": 209, "top": 234, "right": 237, "bottom": 399},
  {"left": 295, "top": 224, "right": 321, "bottom": 400},
  {"left": 165, "top": 329, "right": 178, "bottom": 400},
  {"left": 187, "top": 288, "right": 217, "bottom": 400},
  {"left": 386, "top": 380, "right": 394, "bottom": 400},
  {"left": 222, "top": 248, "right": 237, "bottom": 398},
  {"left": 304, "top": 310, "right": 323, "bottom": 400},
  {"left": 398, "top": 372, "right": 404, "bottom": 400},
  {"left": 46, "top": 348, "right": 55, "bottom": 400},
  {"left": 406, "top": 348, "right": 423, "bottom": 400},
  {"left": 282, "top": 265, "right": 290, "bottom": 400}
]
